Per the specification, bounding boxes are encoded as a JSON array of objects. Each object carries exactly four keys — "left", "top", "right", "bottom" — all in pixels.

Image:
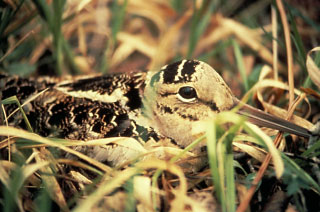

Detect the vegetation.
[{"left": 1, "top": 0, "right": 320, "bottom": 211}]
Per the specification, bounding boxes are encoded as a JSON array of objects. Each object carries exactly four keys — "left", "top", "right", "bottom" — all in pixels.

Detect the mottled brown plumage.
[{"left": 0, "top": 59, "right": 311, "bottom": 166}]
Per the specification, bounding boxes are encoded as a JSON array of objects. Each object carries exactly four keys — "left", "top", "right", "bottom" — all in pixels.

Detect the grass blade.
[
  {"left": 187, "top": 0, "right": 215, "bottom": 58},
  {"left": 1, "top": 96, "right": 33, "bottom": 132},
  {"left": 232, "top": 39, "right": 249, "bottom": 92}
]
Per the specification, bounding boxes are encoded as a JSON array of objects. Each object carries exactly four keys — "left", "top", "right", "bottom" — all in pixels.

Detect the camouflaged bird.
[{"left": 0, "top": 60, "right": 312, "bottom": 166}]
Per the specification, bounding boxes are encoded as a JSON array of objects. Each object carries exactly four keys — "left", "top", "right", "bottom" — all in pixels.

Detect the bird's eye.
[{"left": 177, "top": 86, "right": 197, "bottom": 102}]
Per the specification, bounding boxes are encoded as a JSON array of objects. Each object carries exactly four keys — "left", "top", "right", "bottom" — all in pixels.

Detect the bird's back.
[{"left": 0, "top": 72, "right": 158, "bottom": 141}]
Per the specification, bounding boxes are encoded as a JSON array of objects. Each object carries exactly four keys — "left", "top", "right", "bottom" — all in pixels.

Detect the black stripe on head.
[
  {"left": 181, "top": 60, "right": 199, "bottom": 79},
  {"left": 162, "top": 61, "right": 180, "bottom": 84},
  {"left": 162, "top": 60, "right": 200, "bottom": 84}
]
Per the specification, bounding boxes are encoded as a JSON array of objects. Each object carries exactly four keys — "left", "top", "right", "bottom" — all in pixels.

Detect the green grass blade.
[
  {"left": 198, "top": 40, "right": 232, "bottom": 62},
  {"left": 111, "top": 0, "right": 128, "bottom": 44},
  {"left": 31, "top": 0, "right": 54, "bottom": 31},
  {"left": 220, "top": 123, "right": 243, "bottom": 212},
  {"left": 232, "top": 39, "right": 249, "bottom": 92},
  {"left": 282, "top": 153, "right": 320, "bottom": 194},
  {"left": 285, "top": 2, "right": 320, "bottom": 32},
  {"left": 169, "top": 135, "right": 206, "bottom": 163},
  {"left": 243, "top": 122, "right": 284, "bottom": 178},
  {"left": 187, "top": 0, "right": 215, "bottom": 58},
  {"left": 301, "top": 138, "right": 320, "bottom": 158},
  {"left": 0, "top": 0, "right": 26, "bottom": 36},
  {"left": 1, "top": 96, "right": 33, "bottom": 132},
  {"left": 100, "top": 0, "right": 128, "bottom": 73},
  {"left": 225, "top": 149, "right": 236, "bottom": 212},
  {"left": 170, "top": 0, "right": 185, "bottom": 13},
  {"left": 206, "top": 111, "right": 246, "bottom": 211},
  {"left": 206, "top": 121, "right": 222, "bottom": 202},
  {"left": 287, "top": 7, "right": 307, "bottom": 73},
  {"left": 62, "top": 37, "right": 80, "bottom": 74},
  {"left": 233, "top": 160, "right": 247, "bottom": 175},
  {"left": 0, "top": 8, "right": 13, "bottom": 36},
  {"left": 124, "top": 177, "right": 136, "bottom": 212},
  {"left": 32, "top": 0, "right": 78, "bottom": 75},
  {"left": 52, "top": 0, "right": 66, "bottom": 75},
  {"left": 34, "top": 188, "right": 52, "bottom": 212},
  {"left": 3, "top": 166, "right": 24, "bottom": 212}
]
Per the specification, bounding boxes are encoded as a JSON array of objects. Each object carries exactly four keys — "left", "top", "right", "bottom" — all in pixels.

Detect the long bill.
[{"left": 233, "top": 98, "right": 311, "bottom": 138}]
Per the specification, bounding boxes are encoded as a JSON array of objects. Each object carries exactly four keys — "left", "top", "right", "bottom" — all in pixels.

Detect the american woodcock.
[{"left": 0, "top": 60, "right": 312, "bottom": 166}]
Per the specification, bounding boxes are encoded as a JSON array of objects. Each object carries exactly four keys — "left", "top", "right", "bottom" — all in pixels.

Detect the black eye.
[{"left": 177, "top": 86, "right": 197, "bottom": 101}]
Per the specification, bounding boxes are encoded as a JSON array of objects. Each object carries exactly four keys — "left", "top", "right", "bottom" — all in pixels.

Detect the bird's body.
[
  {"left": 1, "top": 70, "right": 161, "bottom": 166},
  {"left": 0, "top": 60, "right": 311, "bottom": 166}
]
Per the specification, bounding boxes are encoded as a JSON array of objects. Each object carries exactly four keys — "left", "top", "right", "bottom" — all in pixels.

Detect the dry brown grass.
[{"left": 1, "top": 0, "right": 320, "bottom": 211}]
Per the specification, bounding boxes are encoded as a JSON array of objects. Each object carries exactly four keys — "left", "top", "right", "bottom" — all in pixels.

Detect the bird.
[{"left": 0, "top": 59, "right": 312, "bottom": 166}]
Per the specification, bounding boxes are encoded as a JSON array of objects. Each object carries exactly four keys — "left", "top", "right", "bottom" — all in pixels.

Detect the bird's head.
[{"left": 143, "top": 60, "right": 236, "bottom": 147}]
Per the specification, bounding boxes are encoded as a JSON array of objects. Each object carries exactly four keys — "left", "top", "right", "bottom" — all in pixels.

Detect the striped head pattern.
[{"left": 144, "top": 60, "right": 236, "bottom": 147}]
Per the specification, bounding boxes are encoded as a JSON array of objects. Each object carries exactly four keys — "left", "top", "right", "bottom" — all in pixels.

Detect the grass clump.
[{"left": 1, "top": 0, "right": 320, "bottom": 211}]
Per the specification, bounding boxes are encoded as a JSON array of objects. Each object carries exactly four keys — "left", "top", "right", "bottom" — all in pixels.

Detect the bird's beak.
[{"left": 233, "top": 97, "right": 311, "bottom": 138}]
